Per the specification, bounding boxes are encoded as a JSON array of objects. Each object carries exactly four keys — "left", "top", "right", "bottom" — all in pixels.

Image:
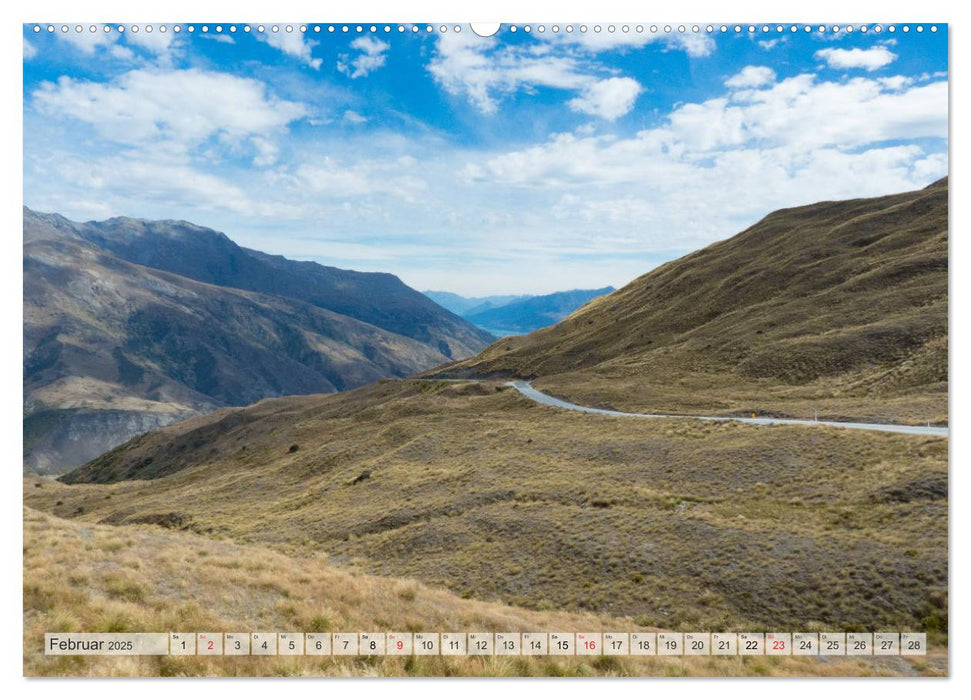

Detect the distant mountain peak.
[{"left": 24, "top": 208, "right": 493, "bottom": 474}]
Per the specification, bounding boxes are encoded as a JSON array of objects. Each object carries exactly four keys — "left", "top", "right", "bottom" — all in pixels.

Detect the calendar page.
[{"left": 21, "top": 8, "right": 948, "bottom": 681}]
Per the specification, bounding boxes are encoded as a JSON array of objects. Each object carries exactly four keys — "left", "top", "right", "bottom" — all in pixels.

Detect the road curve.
[{"left": 507, "top": 380, "right": 949, "bottom": 437}]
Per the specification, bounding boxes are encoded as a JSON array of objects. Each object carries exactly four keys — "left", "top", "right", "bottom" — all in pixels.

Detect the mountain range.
[
  {"left": 27, "top": 181, "right": 948, "bottom": 656},
  {"left": 462, "top": 287, "right": 616, "bottom": 336},
  {"left": 422, "top": 291, "right": 531, "bottom": 317},
  {"left": 424, "top": 287, "right": 615, "bottom": 337},
  {"left": 23, "top": 208, "right": 492, "bottom": 474}
]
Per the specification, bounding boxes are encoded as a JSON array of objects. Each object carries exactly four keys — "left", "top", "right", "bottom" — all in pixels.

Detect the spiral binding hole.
[{"left": 30, "top": 22, "right": 942, "bottom": 41}]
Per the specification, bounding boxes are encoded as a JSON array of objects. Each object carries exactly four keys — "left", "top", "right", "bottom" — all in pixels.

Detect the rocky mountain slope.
[{"left": 24, "top": 208, "right": 492, "bottom": 473}]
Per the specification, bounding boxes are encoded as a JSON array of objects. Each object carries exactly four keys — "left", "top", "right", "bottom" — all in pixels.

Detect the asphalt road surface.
[{"left": 508, "top": 380, "right": 949, "bottom": 437}]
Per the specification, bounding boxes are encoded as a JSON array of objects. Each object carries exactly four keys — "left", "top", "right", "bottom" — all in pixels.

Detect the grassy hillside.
[
  {"left": 24, "top": 183, "right": 948, "bottom": 677},
  {"left": 24, "top": 208, "right": 491, "bottom": 474},
  {"left": 29, "top": 379, "right": 947, "bottom": 639},
  {"left": 23, "top": 508, "right": 944, "bottom": 677},
  {"left": 435, "top": 181, "right": 947, "bottom": 425}
]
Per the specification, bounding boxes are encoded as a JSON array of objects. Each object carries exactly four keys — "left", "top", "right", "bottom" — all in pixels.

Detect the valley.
[
  {"left": 424, "top": 287, "right": 616, "bottom": 337},
  {"left": 25, "top": 378, "right": 948, "bottom": 643},
  {"left": 22, "top": 182, "right": 949, "bottom": 677}
]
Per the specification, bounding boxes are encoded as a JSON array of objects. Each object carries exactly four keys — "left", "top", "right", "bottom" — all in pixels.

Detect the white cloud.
[
  {"left": 260, "top": 28, "right": 322, "bottom": 70},
  {"left": 251, "top": 137, "right": 279, "bottom": 167},
  {"left": 568, "top": 77, "right": 642, "bottom": 120},
  {"left": 57, "top": 26, "right": 119, "bottom": 55},
  {"left": 57, "top": 24, "right": 180, "bottom": 65},
  {"left": 33, "top": 69, "right": 306, "bottom": 150},
  {"left": 53, "top": 25, "right": 179, "bottom": 63},
  {"left": 553, "top": 194, "right": 656, "bottom": 225},
  {"left": 109, "top": 44, "right": 136, "bottom": 61},
  {"left": 878, "top": 75, "right": 914, "bottom": 91},
  {"left": 203, "top": 33, "right": 236, "bottom": 44},
  {"left": 30, "top": 150, "right": 255, "bottom": 215},
  {"left": 670, "top": 32, "right": 716, "bottom": 58},
  {"left": 542, "top": 28, "right": 715, "bottom": 57},
  {"left": 429, "top": 32, "right": 650, "bottom": 117},
  {"left": 429, "top": 33, "right": 587, "bottom": 114},
  {"left": 428, "top": 30, "right": 712, "bottom": 117},
  {"left": 124, "top": 28, "right": 179, "bottom": 57},
  {"left": 815, "top": 46, "right": 897, "bottom": 71},
  {"left": 912, "top": 152, "right": 948, "bottom": 182},
  {"left": 287, "top": 156, "right": 426, "bottom": 201},
  {"left": 343, "top": 110, "right": 368, "bottom": 124},
  {"left": 24, "top": 38, "right": 36, "bottom": 59},
  {"left": 725, "top": 66, "right": 776, "bottom": 88},
  {"left": 461, "top": 72, "right": 947, "bottom": 256},
  {"left": 338, "top": 36, "right": 390, "bottom": 79}
]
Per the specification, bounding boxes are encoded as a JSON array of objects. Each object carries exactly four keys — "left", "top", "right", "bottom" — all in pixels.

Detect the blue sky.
[{"left": 23, "top": 23, "right": 948, "bottom": 295}]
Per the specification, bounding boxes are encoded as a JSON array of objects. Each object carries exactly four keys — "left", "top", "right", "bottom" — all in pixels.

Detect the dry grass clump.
[
  {"left": 25, "top": 378, "right": 947, "bottom": 643},
  {"left": 24, "top": 508, "right": 944, "bottom": 677}
]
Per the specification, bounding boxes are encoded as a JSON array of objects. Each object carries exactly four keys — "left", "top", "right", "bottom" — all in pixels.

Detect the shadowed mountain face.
[
  {"left": 23, "top": 208, "right": 492, "bottom": 474},
  {"left": 436, "top": 180, "right": 948, "bottom": 422},
  {"left": 66, "top": 214, "right": 493, "bottom": 356}
]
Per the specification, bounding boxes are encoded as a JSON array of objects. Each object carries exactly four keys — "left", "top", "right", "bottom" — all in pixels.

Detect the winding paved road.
[{"left": 507, "top": 380, "right": 949, "bottom": 437}]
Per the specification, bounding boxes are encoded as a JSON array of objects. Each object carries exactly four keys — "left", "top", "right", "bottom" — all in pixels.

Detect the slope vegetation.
[
  {"left": 29, "top": 379, "right": 947, "bottom": 638},
  {"left": 25, "top": 508, "right": 940, "bottom": 676},
  {"left": 437, "top": 181, "right": 948, "bottom": 424}
]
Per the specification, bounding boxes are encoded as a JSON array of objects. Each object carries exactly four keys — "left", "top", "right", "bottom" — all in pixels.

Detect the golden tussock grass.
[{"left": 23, "top": 508, "right": 944, "bottom": 677}]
